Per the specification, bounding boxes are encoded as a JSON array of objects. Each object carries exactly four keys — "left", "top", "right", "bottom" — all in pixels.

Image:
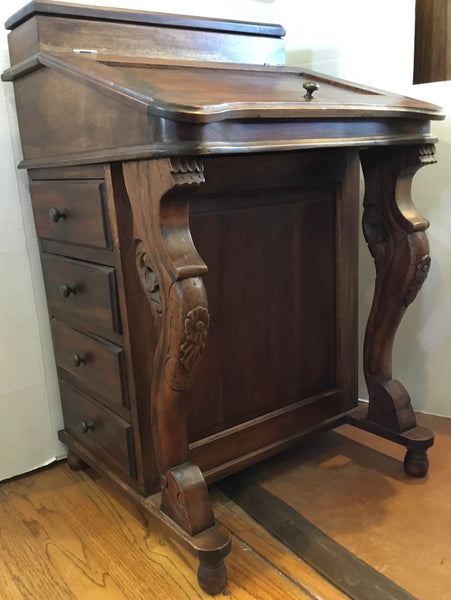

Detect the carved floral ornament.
[
  {"left": 180, "top": 307, "right": 210, "bottom": 371},
  {"left": 405, "top": 254, "right": 431, "bottom": 306}
]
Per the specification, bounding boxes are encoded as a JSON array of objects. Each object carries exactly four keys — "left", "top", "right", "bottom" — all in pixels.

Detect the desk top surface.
[
  {"left": 5, "top": 0, "right": 285, "bottom": 36},
  {"left": 8, "top": 51, "right": 443, "bottom": 124}
]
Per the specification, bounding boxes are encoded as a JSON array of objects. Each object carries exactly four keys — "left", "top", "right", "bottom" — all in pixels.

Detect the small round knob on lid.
[{"left": 303, "top": 81, "right": 319, "bottom": 99}]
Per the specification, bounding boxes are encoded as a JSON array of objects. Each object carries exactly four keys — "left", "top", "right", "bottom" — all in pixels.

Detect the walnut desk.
[{"left": 2, "top": 1, "right": 444, "bottom": 593}]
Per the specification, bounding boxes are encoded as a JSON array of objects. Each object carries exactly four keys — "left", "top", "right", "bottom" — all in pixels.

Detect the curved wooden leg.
[
  {"left": 349, "top": 145, "right": 436, "bottom": 475},
  {"left": 123, "top": 157, "right": 231, "bottom": 589}
]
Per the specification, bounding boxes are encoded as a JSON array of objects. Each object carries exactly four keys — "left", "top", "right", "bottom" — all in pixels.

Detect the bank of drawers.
[{"left": 30, "top": 177, "right": 136, "bottom": 480}]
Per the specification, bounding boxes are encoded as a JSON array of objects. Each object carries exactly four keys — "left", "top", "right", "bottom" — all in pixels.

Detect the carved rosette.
[
  {"left": 180, "top": 306, "right": 210, "bottom": 372},
  {"left": 137, "top": 251, "right": 161, "bottom": 300},
  {"left": 405, "top": 254, "right": 431, "bottom": 306}
]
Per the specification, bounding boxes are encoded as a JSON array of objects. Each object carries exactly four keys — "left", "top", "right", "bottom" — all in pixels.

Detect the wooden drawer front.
[
  {"left": 52, "top": 319, "right": 127, "bottom": 409},
  {"left": 42, "top": 254, "right": 121, "bottom": 334},
  {"left": 60, "top": 382, "right": 135, "bottom": 479},
  {"left": 30, "top": 180, "right": 109, "bottom": 248}
]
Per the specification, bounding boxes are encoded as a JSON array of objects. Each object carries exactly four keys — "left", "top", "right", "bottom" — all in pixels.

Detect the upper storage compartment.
[
  {"left": 1, "top": 1, "right": 444, "bottom": 168},
  {"left": 4, "top": 0, "right": 286, "bottom": 66}
]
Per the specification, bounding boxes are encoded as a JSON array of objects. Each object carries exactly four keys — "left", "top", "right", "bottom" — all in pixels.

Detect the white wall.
[
  {"left": 3, "top": 0, "right": 447, "bottom": 481},
  {"left": 280, "top": 0, "right": 416, "bottom": 91},
  {"left": 0, "top": 6, "right": 65, "bottom": 481}
]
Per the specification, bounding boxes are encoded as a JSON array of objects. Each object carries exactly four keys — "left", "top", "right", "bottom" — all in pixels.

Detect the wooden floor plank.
[
  {"left": 211, "top": 488, "right": 349, "bottom": 600},
  {"left": 0, "top": 482, "right": 77, "bottom": 600},
  {"left": 0, "top": 463, "right": 326, "bottom": 600},
  {"left": 3, "top": 413, "right": 449, "bottom": 599},
  {"left": 2, "top": 466, "right": 206, "bottom": 600},
  {"left": 220, "top": 473, "right": 419, "bottom": 600}
]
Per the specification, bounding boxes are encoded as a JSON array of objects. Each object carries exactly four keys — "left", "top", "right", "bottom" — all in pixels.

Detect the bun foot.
[
  {"left": 197, "top": 559, "right": 227, "bottom": 595},
  {"left": 404, "top": 449, "right": 429, "bottom": 477},
  {"left": 67, "top": 452, "right": 88, "bottom": 471}
]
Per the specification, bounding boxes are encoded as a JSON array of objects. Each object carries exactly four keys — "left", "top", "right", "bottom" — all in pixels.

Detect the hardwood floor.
[
  {"left": 4, "top": 412, "right": 448, "bottom": 599},
  {"left": 0, "top": 462, "right": 345, "bottom": 599}
]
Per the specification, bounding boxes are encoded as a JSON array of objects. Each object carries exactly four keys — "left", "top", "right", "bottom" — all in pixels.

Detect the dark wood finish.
[
  {"left": 360, "top": 144, "right": 434, "bottom": 434},
  {"left": 121, "top": 158, "right": 214, "bottom": 541},
  {"left": 30, "top": 180, "right": 110, "bottom": 248},
  {"left": 60, "top": 381, "right": 136, "bottom": 479},
  {"left": 105, "top": 164, "right": 160, "bottom": 494},
  {"left": 6, "top": 12, "right": 285, "bottom": 68},
  {"left": 186, "top": 150, "right": 359, "bottom": 445},
  {"left": 5, "top": 0, "right": 285, "bottom": 37},
  {"left": 41, "top": 253, "right": 121, "bottom": 334},
  {"left": 347, "top": 404, "right": 434, "bottom": 478},
  {"left": 39, "top": 239, "right": 117, "bottom": 266},
  {"left": 66, "top": 450, "right": 88, "bottom": 471},
  {"left": 414, "top": 0, "right": 451, "bottom": 83},
  {"left": 2, "top": 1, "right": 443, "bottom": 594},
  {"left": 29, "top": 163, "right": 105, "bottom": 180},
  {"left": 52, "top": 318, "right": 128, "bottom": 410}
]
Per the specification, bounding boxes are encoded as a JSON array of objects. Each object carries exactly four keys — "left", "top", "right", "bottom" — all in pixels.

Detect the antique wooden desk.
[{"left": 2, "top": 1, "right": 444, "bottom": 593}]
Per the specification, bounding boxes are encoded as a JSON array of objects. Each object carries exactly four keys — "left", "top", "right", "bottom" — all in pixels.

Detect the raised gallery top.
[{"left": 1, "top": 1, "right": 445, "bottom": 167}]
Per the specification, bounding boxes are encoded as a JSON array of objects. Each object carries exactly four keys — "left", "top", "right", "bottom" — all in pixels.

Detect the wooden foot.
[
  {"left": 160, "top": 462, "right": 215, "bottom": 536},
  {"left": 67, "top": 452, "right": 88, "bottom": 471},
  {"left": 348, "top": 404, "right": 433, "bottom": 477},
  {"left": 198, "top": 558, "right": 228, "bottom": 595},
  {"left": 404, "top": 449, "right": 429, "bottom": 478},
  {"left": 60, "top": 432, "right": 232, "bottom": 591}
]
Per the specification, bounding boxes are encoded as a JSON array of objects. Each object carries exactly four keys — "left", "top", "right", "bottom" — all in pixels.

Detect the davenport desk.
[{"left": 2, "top": 1, "right": 444, "bottom": 593}]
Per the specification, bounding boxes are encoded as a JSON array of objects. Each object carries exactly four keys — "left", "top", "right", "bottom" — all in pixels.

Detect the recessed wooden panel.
[
  {"left": 30, "top": 179, "right": 110, "bottom": 248},
  {"left": 52, "top": 319, "right": 128, "bottom": 409},
  {"left": 41, "top": 253, "right": 121, "bottom": 334},
  {"left": 187, "top": 188, "right": 337, "bottom": 441},
  {"left": 60, "top": 381, "right": 135, "bottom": 479},
  {"left": 38, "top": 15, "right": 285, "bottom": 65}
]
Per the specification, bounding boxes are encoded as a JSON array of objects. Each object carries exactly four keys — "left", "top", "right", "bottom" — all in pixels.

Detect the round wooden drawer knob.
[
  {"left": 59, "top": 283, "right": 76, "bottom": 297},
  {"left": 80, "top": 420, "right": 95, "bottom": 434},
  {"left": 48, "top": 207, "right": 67, "bottom": 222},
  {"left": 71, "top": 352, "right": 87, "bottom": 367}
]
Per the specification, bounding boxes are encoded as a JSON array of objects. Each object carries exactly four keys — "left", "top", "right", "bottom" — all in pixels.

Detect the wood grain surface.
[{"left": 0, "top": 462, "right": 344, "bottom": 599}]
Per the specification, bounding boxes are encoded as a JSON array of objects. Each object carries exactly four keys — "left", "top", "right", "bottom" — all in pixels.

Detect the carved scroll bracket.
[
  {"left": 360, "top": 144, "right": 436, "bottom": 433},
  {"left": 122, "top": 157, "right": 216, "bottom": 544},
  {"left": 124, "top": 156, "right": 207, "bottom": 288}
]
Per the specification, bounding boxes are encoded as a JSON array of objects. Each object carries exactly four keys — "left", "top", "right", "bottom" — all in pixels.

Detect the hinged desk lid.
[{"left": 3, "top": 51, "right": 444, "bottom": 123}]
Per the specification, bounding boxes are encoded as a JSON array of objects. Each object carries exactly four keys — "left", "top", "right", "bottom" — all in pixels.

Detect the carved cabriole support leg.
[
  {"left": 122, "top": 157, "right": 230, "bottom": 593},
  {"left": 351, "top": 144, "right": 435, "bottom": 476}
]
